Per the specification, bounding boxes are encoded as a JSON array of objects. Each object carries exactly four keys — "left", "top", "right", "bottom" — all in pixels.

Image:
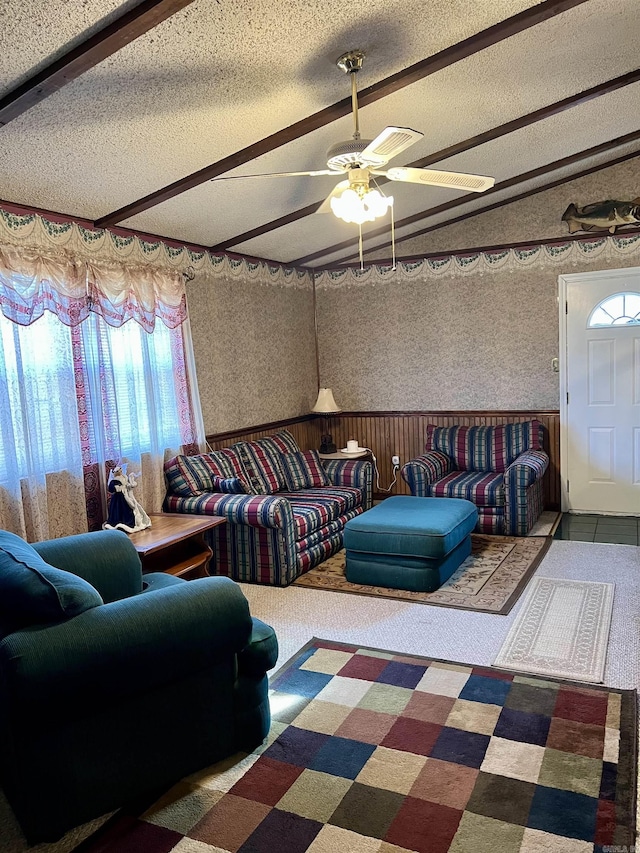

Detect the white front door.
[{"left": 559, "top": 267, "right": 640, "bottom": 515}]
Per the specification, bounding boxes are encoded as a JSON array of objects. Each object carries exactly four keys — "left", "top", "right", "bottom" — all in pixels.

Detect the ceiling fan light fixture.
[{"left": 330, "top": 186, "right": 393, "bottom": 225}]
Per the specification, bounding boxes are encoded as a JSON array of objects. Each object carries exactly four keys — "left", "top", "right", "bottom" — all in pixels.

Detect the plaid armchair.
[{"left": 401, "top": 421, "right": 549, "bottom": 535}]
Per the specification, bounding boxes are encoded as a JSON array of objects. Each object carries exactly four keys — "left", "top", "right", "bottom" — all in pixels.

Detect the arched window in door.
[{"left": 587, "top": 291, "right": 640, "bottom": 327}]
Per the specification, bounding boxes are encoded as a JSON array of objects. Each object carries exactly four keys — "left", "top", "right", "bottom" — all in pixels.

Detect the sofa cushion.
[
  {"left": 267, "top": 429, "right": 300, "bottom": 455},
  {"left": 0, "top": 530, "right": 103, "bottom": 633},
  {"left": 425, "top": 421, "right": 544, "bottom": 472},
  {"left": 185, "top": 450, "right": 244, "bottom": 489},
  {"left": 210, "top": 475, "right": 247, "bottom": 494},
  {"left": 284, "top": 487, "right": 363, "bottom": 539},
  {"left": 164, "top": 455, "right": 203, "bottom": 497},
  {"left": 427, "top": 470, "right": 505, "bottom": 506},
  {"left": 233, "top": 439, "right": 287, "bottom": 494},
  {"left": 280, "top": 450, "right": 330, "bottom": 491}
]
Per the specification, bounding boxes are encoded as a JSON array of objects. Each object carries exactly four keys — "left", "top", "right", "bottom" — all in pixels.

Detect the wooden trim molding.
[{"left": 206, "top": 410, "right": 561, "bottom": 510}]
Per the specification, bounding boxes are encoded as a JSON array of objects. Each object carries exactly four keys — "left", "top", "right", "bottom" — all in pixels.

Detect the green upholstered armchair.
[{"left": 0, "top": 528, "right": 278, "bottom": 844}]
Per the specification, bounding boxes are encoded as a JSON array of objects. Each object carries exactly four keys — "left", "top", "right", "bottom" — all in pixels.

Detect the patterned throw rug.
[
  {"left": 494, "top": 577, "right": 615, "bottom": 683},
  {"left": 82, "top": 638, "right": 636, "bottom": 853},
  {"left": 294, "top": 535, "right": 551, "bottom": 615}
]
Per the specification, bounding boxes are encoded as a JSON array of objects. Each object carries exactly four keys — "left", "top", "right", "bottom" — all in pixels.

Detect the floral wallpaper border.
[
  {"left": 0, "top": 208, "right": 312, "bottom": 290},
  {"left": 314, "top": 233, "right": 640, "bottom": 288},
  {"left": 3, "top": 206, "right": 639, "bottom": 293}
]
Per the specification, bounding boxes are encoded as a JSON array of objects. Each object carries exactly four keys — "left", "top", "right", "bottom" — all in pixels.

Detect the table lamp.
[{"left": 311, "top": 388, "right": 341, "bottom": 453}]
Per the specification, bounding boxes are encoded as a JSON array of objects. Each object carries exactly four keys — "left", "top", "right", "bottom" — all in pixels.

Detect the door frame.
[{"left": 558, "top": 265, "right": 640, "bottom": 514}]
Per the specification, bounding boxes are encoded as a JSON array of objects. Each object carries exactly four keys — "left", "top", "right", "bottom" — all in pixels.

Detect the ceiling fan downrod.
[{"left": 336, "top": 49, "right": 365, "bottom": 142}]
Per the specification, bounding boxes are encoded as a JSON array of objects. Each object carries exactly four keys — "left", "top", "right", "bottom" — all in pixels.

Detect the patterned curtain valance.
[
  {"left": 0, "top": 243, "right": 186, "bottom": 329},
  {"left": 0, "top": 208, "right": 312, "bottom": 290}
]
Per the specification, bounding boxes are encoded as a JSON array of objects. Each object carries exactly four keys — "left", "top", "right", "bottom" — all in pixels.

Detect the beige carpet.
[
  {"left": 294, "top": 534, "right": 551, "bottom": 615},
  {"left": 493, "top": 576, "right": 615, "bottom": 682}
]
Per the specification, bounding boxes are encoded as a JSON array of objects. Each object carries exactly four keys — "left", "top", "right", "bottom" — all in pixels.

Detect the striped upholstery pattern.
[
  {"left": 402, "top": 422, "right": 549, "bottom": 536},
  {"left": 476, "top": 507, "right": 505, "bottom": 535},
  {"left": 267, "top": 429, "right": 300, "bottom": 455},
  {"left": 280, "top": 450, "right": 330, "bottom": 490},
  {"left": 425, "top": 421, "right": 544, "bottom": 472},
  {"left": 283, "top": 488, "right": 362, "bottom": 538},
  {"left": 163, "top": 434, "right": 372, "bottom": 584},
  {"left": 164, "top": 493, "right": 288, "bottom": 528},
  {"left": 163, "top": 456, "right": 202, "bottom": 496},
  {"left": 183, "top": 450, "right": 244, "bottom": 492},
  {"left": 504, "top": 449, "right": 549, "bottom": 536},
  {"left": 400, "top": 451, "right": 452, "bottom": 496},
  {"left": 428, "top": 471, "right": 505, "bottom": 506},
  {"left": 210, "top": 476, "right": 246, "bottom": 494},
  {"left": 233, "top": 439, "right": 287, "bottom": 494},
  {"left": 322, "top": 459, "right": 374, "bottom": 511}
]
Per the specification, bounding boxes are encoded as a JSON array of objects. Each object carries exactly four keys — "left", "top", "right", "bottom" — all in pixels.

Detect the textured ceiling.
[{"left": 0, "top": 0, "right": 638, "bottom": 268}]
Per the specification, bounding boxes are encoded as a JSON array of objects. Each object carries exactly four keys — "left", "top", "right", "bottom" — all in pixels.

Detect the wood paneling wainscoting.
[
  {"left": 206, "top": 410, "right": 561, "bottom": 509},
  {"left": 206, "top": 416, "right": 316, "bottom": 455},
  {"left": 329, "top": 411, "right": 560, "bottom": 509}
]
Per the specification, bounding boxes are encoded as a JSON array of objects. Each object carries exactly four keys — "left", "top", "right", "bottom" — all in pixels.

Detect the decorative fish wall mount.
[{"left": 562, "top": 199, "right": 640, "bottom": 234}]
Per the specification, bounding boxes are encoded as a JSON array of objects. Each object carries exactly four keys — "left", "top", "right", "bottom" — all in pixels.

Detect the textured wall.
[
  {"left": 316, "top": 250, "right": 640, "bottom": 412},
  {"left": 187, "top": 157, "right": 640, "bottom": 427},
  {"left": 315, "top": 158, "right": 640, "bottom": 413},
  {"left": 187, "top": 271, "right": 317, "bottom": 434}
]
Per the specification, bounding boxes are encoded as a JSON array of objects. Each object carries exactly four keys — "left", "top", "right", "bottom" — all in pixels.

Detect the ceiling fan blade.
[
  {"left": 381, "top": 166, "right": 495, "bottom": 192},
  {"left": 316, "top": 180, "right": 350, "bottom": 214},
  {"left": 359, "top": 127, "right": 424, "bottom": 166},
  {"left": 210, "top": 169, "right": 336, "bottom": 182}
]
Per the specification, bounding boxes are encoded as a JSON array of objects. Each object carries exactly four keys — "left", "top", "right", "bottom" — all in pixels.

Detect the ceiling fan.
[{"left": 211, "top": 50, "right": 495, "bottom": 263}]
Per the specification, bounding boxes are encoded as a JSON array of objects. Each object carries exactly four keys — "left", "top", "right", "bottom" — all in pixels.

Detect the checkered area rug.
[{"left": 85, "top": 639, "right": 636, "bottom": 852}]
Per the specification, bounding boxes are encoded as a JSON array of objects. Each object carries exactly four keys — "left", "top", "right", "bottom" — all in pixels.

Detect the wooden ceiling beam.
[
  {"left": 95, "top": 0, "right": 590, "bottom": 228},
  {"left": 0, "top": 0, "right": 196, "bottom": 128},
  {"left": 292, "top": 130, "right": 640, "bottom": 266},
  {"left": 210, "top": 67, "right": 640, "bottom": 252}
]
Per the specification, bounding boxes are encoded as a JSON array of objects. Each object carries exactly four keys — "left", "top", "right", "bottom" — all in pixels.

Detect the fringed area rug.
[
  {"left": 494, "top": 577, "right": 615, "bottom": 683},
  {"left": 80, "top": 638, "right": 637, "bottom": 853},
  {"left": 294, "top": 535, "right": 551, "bottom": 615}
]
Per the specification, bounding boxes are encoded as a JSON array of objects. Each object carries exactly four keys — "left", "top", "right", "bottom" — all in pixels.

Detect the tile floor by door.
[{"left": 554, "top": 513, "right": 640, "bottom": 545}]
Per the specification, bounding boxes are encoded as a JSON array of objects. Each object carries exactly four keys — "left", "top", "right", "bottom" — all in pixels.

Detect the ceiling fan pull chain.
[
  {"left": 351, "top": 71, "right": 360, "bottom": 141},
  {"left": 391, "top": 204, "right": 396, "bottom": 271},
  {"left": 358, "top": 223, "right": 364, "bottom": 270}
]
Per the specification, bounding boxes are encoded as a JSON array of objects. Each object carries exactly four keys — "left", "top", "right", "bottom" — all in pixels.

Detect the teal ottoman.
[{"left": 344, "top": 496, "right": 478, "bottom": 592}]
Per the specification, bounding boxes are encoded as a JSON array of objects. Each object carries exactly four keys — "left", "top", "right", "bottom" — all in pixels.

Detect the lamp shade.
[{"left": 311, "top": 388, "right": 341, "bottom": 414}]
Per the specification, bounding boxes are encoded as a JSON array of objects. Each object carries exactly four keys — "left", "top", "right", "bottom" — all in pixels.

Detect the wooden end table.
[{"left": 128, "top": 512, "right": 226, "bottom": 580}]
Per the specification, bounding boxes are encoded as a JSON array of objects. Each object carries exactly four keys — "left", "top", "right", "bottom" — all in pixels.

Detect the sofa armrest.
[
  {"left": 32, "top": 529, "right": 143, "bottom": 603},
  {"left": 0, "top": 576, "right": 252, "bottom": 719},
  {"left": 322, "top": 459, "right": 373, "bottom": 510},
  {"left": 505, "top": 449, "right": 549, "bottom": 489},
  {"left": 401, "top": 451, "right": 453, "bottom": 495},
  {"left": 164, "top": 492, "right": 294, "bottom": 529}
]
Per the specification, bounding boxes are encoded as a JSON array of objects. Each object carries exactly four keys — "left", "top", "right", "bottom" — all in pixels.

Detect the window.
[
  {"left": 0, "top": 239, "right": 201, "bottom": 538},
  {"left": 0, "top": 309, "right": 196, "bottom": 485},
  {"left": 0, "top": 310, "right": 83, "bottom": 484},
  {"left": 588, "top": 292, "right": 640, "bottom": 327}
]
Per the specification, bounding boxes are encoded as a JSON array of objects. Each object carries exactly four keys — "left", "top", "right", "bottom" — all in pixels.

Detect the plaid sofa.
[
  {"left": 164, "top": 430, "right": 373, "bottom": 586},
  {"left": 401, "top": 421, "right": 549, "bottom": 535}
]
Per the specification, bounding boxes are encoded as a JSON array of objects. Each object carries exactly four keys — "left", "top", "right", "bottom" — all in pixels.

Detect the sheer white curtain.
[
  {"left": 78, "top": 314, "right": 199, "bottom": 521},
  {"left": 0, "top": 311, "right": 87, "bottom": 540},
  {"left": 0, "top": 245, "right": 204, "bottom": 541}
]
